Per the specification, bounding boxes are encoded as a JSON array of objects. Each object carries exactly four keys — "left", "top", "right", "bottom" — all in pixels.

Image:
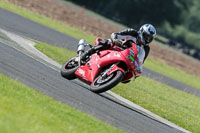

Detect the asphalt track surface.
[{"left": 0, "top": 8, "right": 191, "bottom": 132}]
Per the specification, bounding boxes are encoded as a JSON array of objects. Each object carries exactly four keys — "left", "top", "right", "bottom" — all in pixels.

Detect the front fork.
[
  {"left": 76, "top": 39, "right": 92, "bottom": 66},
  {"left": 78, "top": 51, "right": 82, "bottom": 67}
]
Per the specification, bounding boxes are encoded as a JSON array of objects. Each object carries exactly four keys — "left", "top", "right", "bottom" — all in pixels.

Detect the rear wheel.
[
  {"left": 90, "top": 70, "right": 124, "bottom": 93},
  {"left": 61, "top": 56, "right": 79, "bottom": 80}
]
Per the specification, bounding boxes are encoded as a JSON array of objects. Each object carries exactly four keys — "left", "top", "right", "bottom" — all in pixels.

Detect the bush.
[{"left": 162, "top": 22, "right": 200, "bottom": 49}]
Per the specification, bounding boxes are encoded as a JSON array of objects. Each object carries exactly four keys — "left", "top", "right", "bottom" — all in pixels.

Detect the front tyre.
[
  {"left": 90, "top": 70, "right": 124, "bottom": 93},
  {"left": 61, "top": 56, "right": 79, "bottom": 80}
]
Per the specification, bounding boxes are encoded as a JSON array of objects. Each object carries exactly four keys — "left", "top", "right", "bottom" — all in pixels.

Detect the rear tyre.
[
  {"left": 61, "top": 56, "right": 79, "bottom": 80},
  {"left": 90, "top": 70, "right": 124, "bottom": 93}
]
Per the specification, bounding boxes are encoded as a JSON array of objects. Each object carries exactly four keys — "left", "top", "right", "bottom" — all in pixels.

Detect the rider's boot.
[{"left": 81, "top": 40, "right": 111, "bottom": 61}]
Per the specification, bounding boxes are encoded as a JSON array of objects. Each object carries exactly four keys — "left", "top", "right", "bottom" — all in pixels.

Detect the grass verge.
[
  {"left": 35, "top": 41, "right": 76, "bottom": 64},
  {"left": 0, "top": 73, "right": 123, "bottom": 133},
  {"left": 34, "top": 41, "right": 200, "bottom": 132},
  {"left": 145, "top": 58, "right": 200, "bottom": 90}
]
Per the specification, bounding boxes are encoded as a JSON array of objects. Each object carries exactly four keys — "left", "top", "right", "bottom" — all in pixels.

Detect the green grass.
[
  {"left": 35, "top": 41, "right": 76, "bottom": 64},
  {"left": 34, "top": 41, "right": 200, "bottom": 132},
  {"left": 0, "top": 73, "right": 123, "bottom": 133},
  {"left": 145, "top": 58, "right": 200, "bottom": 90}
]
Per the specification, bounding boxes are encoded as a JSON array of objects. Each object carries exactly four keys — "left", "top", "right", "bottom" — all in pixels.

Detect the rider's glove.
[
  {"left": 96, "top": 39, "right": 113, "bottom": 49},
  {"left": 111, "top": 33, "right": 123, "bottom": 46}
]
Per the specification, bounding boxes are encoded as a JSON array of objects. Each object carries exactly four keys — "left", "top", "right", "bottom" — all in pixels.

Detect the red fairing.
[
  {"left": 75, "top": 39, "right": 140, "bottom": 84},
  {"left": 75, "top": 50, "right": 126, "bottom": 83}
]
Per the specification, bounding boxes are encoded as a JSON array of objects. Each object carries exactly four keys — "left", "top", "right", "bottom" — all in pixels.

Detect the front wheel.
[
  {"left": 90, "top": 70, "right": 124, "bottom": 93},
  {"left": 61, "top": 56, "right": 79, "bottom": 80}
]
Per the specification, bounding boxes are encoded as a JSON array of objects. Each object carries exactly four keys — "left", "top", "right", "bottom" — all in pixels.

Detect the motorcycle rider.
[
  {"left": 111, "top": 24, "right": 156, "bottom": 62},
  {"left": 81, "top": 24, "right": 156, "bottom": 77}
]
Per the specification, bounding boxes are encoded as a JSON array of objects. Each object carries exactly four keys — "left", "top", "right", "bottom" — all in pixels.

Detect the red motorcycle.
[{"left": 61, "top": 38, "right": 141, "bottom": 93}]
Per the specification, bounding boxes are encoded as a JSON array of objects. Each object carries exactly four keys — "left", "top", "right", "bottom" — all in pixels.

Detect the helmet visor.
[{"left": 143, "top": 32, "right": 153, "bottom": 43}]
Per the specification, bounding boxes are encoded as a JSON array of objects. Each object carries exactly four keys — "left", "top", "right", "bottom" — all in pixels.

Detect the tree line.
[{"left": 67, "top": 0, "right": 192, "bottom": 28}]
